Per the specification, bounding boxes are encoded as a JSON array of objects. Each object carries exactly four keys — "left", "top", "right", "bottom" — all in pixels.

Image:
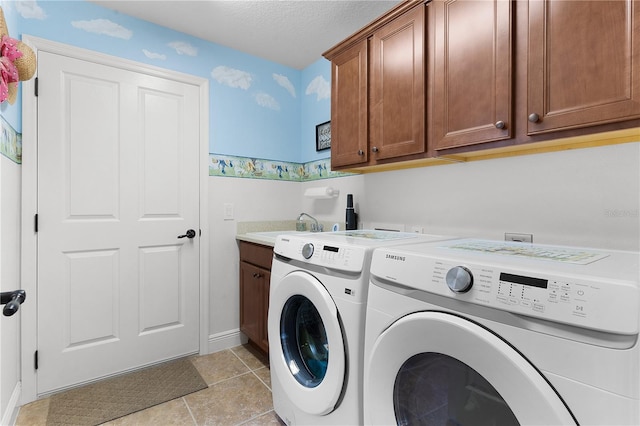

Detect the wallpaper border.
[
  {"left": 0, "top": 115, "right": 22, "bottom": 164},
  {"left": 209, "top": 153, "right": 352, "bottom": 182}
]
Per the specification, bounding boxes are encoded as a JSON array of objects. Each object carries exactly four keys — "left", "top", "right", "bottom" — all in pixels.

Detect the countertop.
[
  {"left": 236, "top": 230, "right": 305, "bottom": 247},
  {"left": 235, "top": 220, "right": 339, "bottom": 247}
]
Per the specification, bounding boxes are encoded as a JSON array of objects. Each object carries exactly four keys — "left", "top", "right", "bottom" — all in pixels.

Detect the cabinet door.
[
  {"left": 433, "top": 0, "right": 512, "bottom": 150},
  {"left": 239, "top": 261, "right": 268, "bottom": 351},
  {"left": 260, "top": 272, "right": 270, "bottom": 353},
  {"left": 528, "top": 0, "right": 640, "bottom": 134},
  {"left": 370, "top": 4, "right": 426, "bottom": 160},
  {"left": 330, "top": 40, "right": 369, "bottom": 168}
]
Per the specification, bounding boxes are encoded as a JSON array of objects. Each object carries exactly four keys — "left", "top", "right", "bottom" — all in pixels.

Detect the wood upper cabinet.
[
  {"left": 330, "top": 40, "right": 369, "bottom": 168},
  {"left": 326, "top": 0, "right": 639, "bottom": 170},
  {"left": 527, "top": 0, "right": 640, "bottom": 134},
  {"left": 432, "top": 0, "right": 512, "bottom": 150},
  {"left": 325, "top": 1, "right": 426, "bottom": 169},
  {"left": 239, "top": 241, "right": 272, "bottom": 354},
  {"left": 370, "top": 4, "right": 426, "bottom": 160}
]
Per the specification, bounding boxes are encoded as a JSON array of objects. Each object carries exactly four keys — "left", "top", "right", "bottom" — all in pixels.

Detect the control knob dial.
[
  {"left": 446, "top": 266, "right": 473, "bottom": 293},
  {"left": 302, "top": 243, "right": 314, "bottom": 259}
]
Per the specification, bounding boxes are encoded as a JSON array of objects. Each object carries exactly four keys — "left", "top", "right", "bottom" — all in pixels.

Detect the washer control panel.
[
  {"left": 274, "top": 236, "right": 367, "bottom": 273},
  {"left": 371, "top": 251, "right": 639, "bottom": 335}
]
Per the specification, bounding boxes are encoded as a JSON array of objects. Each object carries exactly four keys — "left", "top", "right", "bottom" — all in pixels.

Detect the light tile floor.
[{"left": 16, "top": 345, "right": 284, "bottom": 426}]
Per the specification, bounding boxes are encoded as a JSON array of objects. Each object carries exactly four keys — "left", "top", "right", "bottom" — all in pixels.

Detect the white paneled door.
[{"left": 36, "top": 51, "right": 201, "bottom": 394}]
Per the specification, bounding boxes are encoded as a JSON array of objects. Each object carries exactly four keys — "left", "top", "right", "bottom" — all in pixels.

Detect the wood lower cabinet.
[
  {"left": 325, "top": 1, "right": 426, "bottom": 169},
  {"left": 239, "top": 241, "right": 272, "bottom": 354},
  {"left": 526, "top": 0, "right": 640, "bottom": 134}
]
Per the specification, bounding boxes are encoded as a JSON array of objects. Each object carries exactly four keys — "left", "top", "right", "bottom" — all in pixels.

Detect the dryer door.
[
  {"left": 269, "top": 270, "right": 346, "bottom": 415},
  {"left": 364, "top": 311, "right": 577, "bottom": 425}
]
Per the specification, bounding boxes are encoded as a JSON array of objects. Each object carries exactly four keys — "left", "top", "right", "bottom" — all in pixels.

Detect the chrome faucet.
[{"left": 297, "top": 213, "right": 323, "bottom": 232}]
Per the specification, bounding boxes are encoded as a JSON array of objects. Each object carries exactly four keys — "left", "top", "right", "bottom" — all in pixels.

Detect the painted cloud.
[
  {"left": 255, "top": 92, "right": 280, "bottom": 111},
  {"left": 16, "top": 0, "right": 46, "bottom": 19},
  {"left": 306, "top": 75, "right": 330, "bottom": 101},
  {"left": 211, "top": 66, "right": 252, "bottom": 90},
  {"left": 143, "top": 49, "right": 166, "bottom": 60},
  {"left": 168, "top": 41, "right": 198, "bottom": 57},
  {"left": 273, "top": 73, "right": 296, "bottom": 98},
  {"left": 71, "top": 19, "right": 133, "bottom": 40}
]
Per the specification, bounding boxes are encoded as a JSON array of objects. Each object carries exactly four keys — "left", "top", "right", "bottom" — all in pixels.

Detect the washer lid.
[
  {"left": 364, "top": 311, "right": 577, "bottom": 425},
  {"left": 268, "top": 271, "right": 346, "bottom": 415}
]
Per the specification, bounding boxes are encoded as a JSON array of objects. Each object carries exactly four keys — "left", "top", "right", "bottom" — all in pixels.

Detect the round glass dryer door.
[
  {"left": 394, "top": 353, "right": 518, "bottom": 425},
  {"left": 364, "top": 311, "right": 577, "bottom": 425},
  {"left": 268, "top": 270, "right": 346, "bottom": 415}
]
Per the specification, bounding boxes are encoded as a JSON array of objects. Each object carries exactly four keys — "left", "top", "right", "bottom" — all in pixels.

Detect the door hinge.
[
  {"left": 34, "top": 77, "right": 38, "bottom": 97},
  {"left": 34, "top": 214, "right": 38, "bottom": 233},
  {"left": 34, "top": 350, "right": 38, "bottom": 370}
]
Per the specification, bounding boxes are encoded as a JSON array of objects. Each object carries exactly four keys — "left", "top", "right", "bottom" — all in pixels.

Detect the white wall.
[
  {"left": 209, "top": 142, "right": 640, "bottom": 353},
  {"left": 1, "top": 157, "right": 22, "bottom": 425},
  {"left": 361, "top": 142, "right": 640, "bottom": 250},
  {"left": 300, "top": 175, "right": 366, "bottom": 230},
  {"left": 207, "top": 177, "right": 302, "bottom": 350}
]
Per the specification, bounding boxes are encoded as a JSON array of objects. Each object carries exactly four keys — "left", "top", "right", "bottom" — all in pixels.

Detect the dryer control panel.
[
  {"left": 431, "top": 261, "right": 632, "bottom": 332},
  {"left": 370, "top": 242, "right": 640, "bottom": 335}
]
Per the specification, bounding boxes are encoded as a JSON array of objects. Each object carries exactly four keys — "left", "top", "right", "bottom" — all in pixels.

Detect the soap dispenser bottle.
[{"left": 346, "top": 194, "right": 357, "bottom": 230}]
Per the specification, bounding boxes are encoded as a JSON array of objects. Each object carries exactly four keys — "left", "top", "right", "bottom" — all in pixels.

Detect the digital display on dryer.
[
  {"left": 323, "top": 245, "right": 339, "bottom": 252},
  {"left": 500, "top": 272, "right": 548, "bottom": 288}
]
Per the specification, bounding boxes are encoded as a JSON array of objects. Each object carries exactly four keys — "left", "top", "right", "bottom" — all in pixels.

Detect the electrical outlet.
[
  {"left": 505, "top": 233, "right": 533, "bottom": 243},
  {"left": 223, "top": 203, "right": 234, "bottom": 220}
]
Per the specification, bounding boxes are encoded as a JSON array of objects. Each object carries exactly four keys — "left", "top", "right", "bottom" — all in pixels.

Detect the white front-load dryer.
[
  {"left": 268, "top": 230, "right": 454, "bottom": 425},
  {"left": 364, "top": 238, "right": 640, "bottom": 425}
]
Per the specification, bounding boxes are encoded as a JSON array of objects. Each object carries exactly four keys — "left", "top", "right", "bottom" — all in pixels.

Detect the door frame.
[{"left": 20, "top": 35, "right": 210, "bottom": 404}]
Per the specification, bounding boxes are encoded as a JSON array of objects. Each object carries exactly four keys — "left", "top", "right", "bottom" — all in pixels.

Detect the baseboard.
[
  {"left": 207, "top": 329, "right": 248, "bottom": 354},
  {"left": 1, "top": 381, "right": 21, "bottom": 426}
]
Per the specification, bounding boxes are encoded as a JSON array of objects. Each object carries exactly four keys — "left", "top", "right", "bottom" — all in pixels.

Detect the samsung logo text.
[{"left": 385, "top": 254, "right": 406, "bottom": 262}]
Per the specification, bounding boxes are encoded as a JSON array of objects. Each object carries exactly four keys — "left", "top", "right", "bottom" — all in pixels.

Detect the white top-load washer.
[
  {"left": 268, "top": 230, "right": 455, "bottom": 425},
  {"left": 364, "top": 238, "right": 640, "bottom": 425}
]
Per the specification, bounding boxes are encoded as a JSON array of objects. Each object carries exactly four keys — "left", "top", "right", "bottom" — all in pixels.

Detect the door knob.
[
  {"left": 528, "top": 113, "right": 540, "bottom": 123},
  {"left": 178, "top": 229, "right": 196, "bottom": 239},
  {"left": 1, "top": 290, "right": 26, "bottom": 317},
  {"left": 495, "top": 120, "right": 506, "bottom": 129}
]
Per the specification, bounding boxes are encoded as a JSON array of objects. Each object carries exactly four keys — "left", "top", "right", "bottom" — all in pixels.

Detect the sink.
[
  {"left": 247, "top": 231, "right": 305, "bottom": 237},
  {"left": 242, "top": 230, "right": 308, "bottom": 245}
]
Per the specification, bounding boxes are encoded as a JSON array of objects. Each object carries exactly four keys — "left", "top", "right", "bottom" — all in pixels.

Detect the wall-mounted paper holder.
[{"left": 304, "top": 186, "right": 340, "bottom": 199}]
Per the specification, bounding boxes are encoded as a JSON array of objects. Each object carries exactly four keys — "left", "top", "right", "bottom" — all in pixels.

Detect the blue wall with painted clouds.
[{"left": 4, "top": 0, "right": 332, "bottom": 164}]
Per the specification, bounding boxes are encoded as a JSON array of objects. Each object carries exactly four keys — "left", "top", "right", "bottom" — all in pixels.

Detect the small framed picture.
[{"left": 316, "top": 121, "right": 331, "bottom": 151}]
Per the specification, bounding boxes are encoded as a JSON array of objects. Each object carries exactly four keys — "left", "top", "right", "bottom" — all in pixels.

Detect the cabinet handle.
[
  {"left": 252, "top": 272, "right": 263, "bottom": 279},
  {"left": 372, "top": 146, "right": 379, "bottom": 153},
  {"left": 495, "top": 120, "right": 506, "bottom": 129},
  {"left": 357, "top": 150, "right": 364, "bottom": 156},
  {"left": 528, "top": 113, "right": 540, "bottom": 123}
]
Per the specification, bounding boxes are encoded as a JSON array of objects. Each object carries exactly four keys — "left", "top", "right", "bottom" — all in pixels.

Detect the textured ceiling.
[{"left": 90, "top": 1, "right": 402, "bottom": 69}]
